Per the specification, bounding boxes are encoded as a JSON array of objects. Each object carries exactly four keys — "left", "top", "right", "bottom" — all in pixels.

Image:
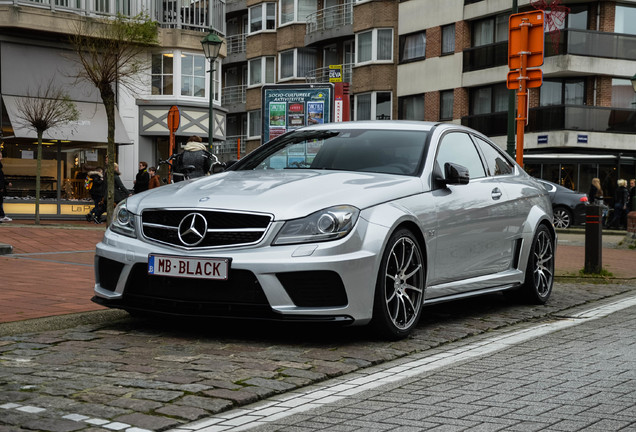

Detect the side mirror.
[
  {"left": 434, "top": 162, "right": 470, "bottom": 187},
  {"left": 444, "top": 162, "right": 469, "bottom": 185}
]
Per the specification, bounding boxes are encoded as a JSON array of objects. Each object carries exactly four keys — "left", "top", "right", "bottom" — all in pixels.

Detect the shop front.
[{"left": 1, "top": 97, "right": 131, "bottom": 220}]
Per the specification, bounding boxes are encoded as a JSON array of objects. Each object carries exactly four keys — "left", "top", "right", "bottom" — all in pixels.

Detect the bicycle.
[{"left": 158, "top": 152, "right": 226, "bottom": 183}]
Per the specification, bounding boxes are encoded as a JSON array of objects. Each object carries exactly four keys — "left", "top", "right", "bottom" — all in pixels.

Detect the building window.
[
  {"left": 249, "top": 3, "right": 276, "bottom": 34},
  {"left": 612, "top": 78, "right": 636, "bottom": 108},
  {"left": 399, "top": 31, "right": 426, "bottom": 63},
  {"left": 279, "top": 48, "right": 317, "bottom": 80},
  {"left": 615, "top": 4, "right": 636, "bottom": 35},
  {"left": 470, "top": 84, "right": 508, "bottom": 115},
  {"left": 280, "top": 0, "right": 317, "bottom": 25},
  {"left": 248, "top": 110, "right": 262, "bottom": 139},
  {"left": 356, "top": 28, "right": 393, "bottom": 64},
  {"left": 181, "top": 53, "right": 206, "bottom": 98},
  {"left": 539, "top": 79, "right": 585, "bottom": 106},
  {"left": 355, "top": 91, "right": 392, "bottom": 121},
  {"left": 399, "top": 94, "right": 425, "bottom": 120},
  {"left": 151, "top": 53, "right": 173, "bottom": 95},
  {"left": 440, "top": 90, "right": 454, "bottom": 120},
  {"left": 248, "top": 56, "right": 275, "bottom": 87},
  {"left": 472, "top": 14, "right": 509, "bottom": 46},
  {"left": 442, "top": 24, "right": 455, "bottom": 54}
]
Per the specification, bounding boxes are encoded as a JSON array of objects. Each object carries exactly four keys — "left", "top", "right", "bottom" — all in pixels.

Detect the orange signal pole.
[{"left": 515, "top": 18, "right": 530, "bottom": 166}]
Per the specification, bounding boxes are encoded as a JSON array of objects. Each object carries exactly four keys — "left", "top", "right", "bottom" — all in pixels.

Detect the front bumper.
[{"left": 93, "top": 217, "right": 388, "bottom": 325}]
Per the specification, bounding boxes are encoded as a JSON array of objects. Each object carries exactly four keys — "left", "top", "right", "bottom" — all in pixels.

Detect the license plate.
[{"left": 148, "top": 254, "right": 230, "bottom": 280}]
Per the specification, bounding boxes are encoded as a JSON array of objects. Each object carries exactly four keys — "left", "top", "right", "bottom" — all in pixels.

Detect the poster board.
[{"left": 262, "top": 84, "right": 334, "bottom": 143}]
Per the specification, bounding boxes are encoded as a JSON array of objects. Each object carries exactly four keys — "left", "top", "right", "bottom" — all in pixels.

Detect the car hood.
[{"left": 126, "top": 170, "right": 423, "bottom": 220}]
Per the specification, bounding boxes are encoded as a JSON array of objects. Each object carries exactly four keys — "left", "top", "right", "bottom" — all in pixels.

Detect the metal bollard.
[{"left": 584, "top": 205, "right": 602, "bottom": 273}]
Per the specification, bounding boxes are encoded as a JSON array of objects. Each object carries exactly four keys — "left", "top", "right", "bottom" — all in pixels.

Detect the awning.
[{"left": 2, "top": 95, "right": 132, "bottom": 144}]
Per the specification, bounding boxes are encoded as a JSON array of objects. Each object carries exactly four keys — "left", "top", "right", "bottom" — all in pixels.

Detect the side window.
[
  {"left": 435, "top": 132, "right": 486, "bottom": 180},
  {"left": 473, "top": 136, "right": 514, "bottom": 176}
]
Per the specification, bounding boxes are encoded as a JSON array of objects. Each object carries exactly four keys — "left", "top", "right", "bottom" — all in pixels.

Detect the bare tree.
[
  {"left": 15, "top": 82, "right": 79, "bottom": 225},
  {"left": 68, "top": 13, "right": 157, "bottom": 223}
]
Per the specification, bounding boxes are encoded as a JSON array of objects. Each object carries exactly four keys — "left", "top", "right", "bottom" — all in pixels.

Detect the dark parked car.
[{"left": 536, "top": 179, "right": 589, "bottom": 229}]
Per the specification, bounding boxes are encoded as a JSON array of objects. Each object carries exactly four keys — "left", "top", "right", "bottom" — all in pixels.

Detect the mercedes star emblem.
[{"left": 178, "top": 213, "right": 208, "bottom": 246}]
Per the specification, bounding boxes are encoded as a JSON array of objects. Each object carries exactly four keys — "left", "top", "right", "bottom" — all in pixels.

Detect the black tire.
[
  {"left": 553, "top": 207, "right": 572, "bottom": 229},
  {"left": 521, "top": 224, "right": 555, "bottom": 304},
  {"left": 372, "top": 229, "right": 425, "bottom": 339}
]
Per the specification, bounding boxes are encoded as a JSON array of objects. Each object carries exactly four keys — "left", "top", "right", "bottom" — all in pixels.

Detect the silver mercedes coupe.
[{"left": 93, "top": 121, "right": 555, "bottom": 339}]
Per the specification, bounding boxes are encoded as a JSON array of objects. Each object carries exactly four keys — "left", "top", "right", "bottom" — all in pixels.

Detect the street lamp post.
[{"left": 201, "top": 30, "right": 224, "bottom": 150}]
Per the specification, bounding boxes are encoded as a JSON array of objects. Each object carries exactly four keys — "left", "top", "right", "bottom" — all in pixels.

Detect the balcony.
[
  {"left": 306, "top": 63, "right": 353, "bottom": 84},
  {"left": 222, "top": 85, "right": 246, "bottom": 109},
  {"left": 226, "top": 33, "right": 246, "bottom": 55},
  {"left": 461, "top": 105, "right": 636, "bottom": 137},
  {"left": 157, "top": 0, "right": 226, "bottom": 33},
  {"left": 305, "top": 2, "right": 353, "bottom": 46},
  {"left": 213, "top": 135, "right": 247, "bottom": 161},
  {"left": 463, "top": 29, "right": 636, "bottom": 72},
  {"left": 11, "top": 0, "right": 226, "bottom": 34}
]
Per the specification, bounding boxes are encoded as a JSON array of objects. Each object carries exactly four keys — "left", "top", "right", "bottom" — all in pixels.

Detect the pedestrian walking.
[
  {"left": 148, "top": 166, "right": 161, "bottom": 189},
  {"left": 587, "top": 177, "right": 604, "bottom": 205},
  {"left": 629, "top": 178, "right": 635, "bottom": 211},
  {"left": 0, "top": 152, "right": 12, "bottom": 222},
  {"left": 607, "top": 178, "right": 629, "bottom": 230},
  {"left": 85, "top": 167, "right": 105, "bottom": 223},
  {"left": 133, "top": 161, "right": 150, "bottom": 194},
  {"left": 114, "top": 163, "right": 131, "bottom": 204}
]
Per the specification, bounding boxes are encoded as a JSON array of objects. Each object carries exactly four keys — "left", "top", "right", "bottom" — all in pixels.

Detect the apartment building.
[
  {"left": 225, "top": 0, "right": 634, "bottom": 200},
  {"left": 398, "top": 0, "right": 635, "bottom": 198},
  {"left": 0, "top": 0, "right": 225, "bottom": 217}
]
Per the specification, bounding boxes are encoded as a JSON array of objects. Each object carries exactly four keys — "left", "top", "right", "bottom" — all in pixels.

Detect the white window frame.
[
  {"left": 354, "top": 91, "right": 393, "bottom": 121},
  {"left": 278, "top": 48, "right": 316, "bottom": 81},
  {"left": 248, "top": 56, "right": 275, "bottom": 87},
  {"left": 181, "top": 52, "right": 206, "bottom": 98},
  {"left": 248, "top": 110, "right": 262, "bottom": 139},
  {"left": 355, "top": 28, "right": 393, "bottom": 65},
  {"left": 279, "top": 0, "right": 317, "bottom": 26},
  {"left": 248, "top": 2, "right": 276, "bottom": 35}
]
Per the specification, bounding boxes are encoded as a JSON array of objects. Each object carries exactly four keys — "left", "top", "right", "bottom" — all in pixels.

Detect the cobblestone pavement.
[
  {"left": 236, "top": 297, "right": 636, "bottom": 432},
  {"left": 1, "top": 280, "right": 635, "bottom": 432}
]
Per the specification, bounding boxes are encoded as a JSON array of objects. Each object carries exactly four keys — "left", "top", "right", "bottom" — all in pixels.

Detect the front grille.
[
  {"left": 122, "top": 263, "right": 274, "bottom": 318},
  {"left": 141, "top": 209, "right": 272, "bottom": 249},
  {"left": 277, "top": 271, "right": 348, "bottom": 307}
]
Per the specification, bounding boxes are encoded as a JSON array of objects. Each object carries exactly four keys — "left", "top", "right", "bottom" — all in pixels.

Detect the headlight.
[
  {"left": 273, "top": 205, "right": 359, "bottom": 245},
  {"left": 110, "top": 200, "right": 137, "bottom": 238}
]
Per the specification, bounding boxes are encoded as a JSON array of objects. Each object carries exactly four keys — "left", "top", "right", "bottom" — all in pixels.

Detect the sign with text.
[{"left": 262, "top": 84, "right": 334, "bottom": 143}]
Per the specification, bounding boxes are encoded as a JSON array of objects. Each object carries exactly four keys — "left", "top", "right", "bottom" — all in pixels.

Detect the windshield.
[{"left": 235, "top": 129, "right": 428, "bottom": 176}]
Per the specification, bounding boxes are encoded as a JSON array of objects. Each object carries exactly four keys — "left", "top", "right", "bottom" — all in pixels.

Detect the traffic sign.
[
  {"left": 168, "top": 105, "right": 180, "bottom": 133},
  {"left": 506, "top": 69, "right": 543, "bottom": 90},
  {"left": 508, "top": 11, "right": 544, "bottom": 70}
]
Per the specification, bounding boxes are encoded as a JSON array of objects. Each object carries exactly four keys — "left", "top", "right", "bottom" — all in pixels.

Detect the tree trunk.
[
  {"left": 101, "top": 86, "right": 116, "bottom": 225},
  {"left": 35, "top": 130, "right": 43, "bottom": 225}
]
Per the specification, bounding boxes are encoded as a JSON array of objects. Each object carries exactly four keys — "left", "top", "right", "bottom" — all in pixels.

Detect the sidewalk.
[{"left": 0, "top": 221, "right": 635, "bottom": 324}]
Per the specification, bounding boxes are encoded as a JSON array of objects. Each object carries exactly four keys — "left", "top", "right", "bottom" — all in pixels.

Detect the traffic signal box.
[{"left": 507, "top": 10, "right": 545, "bottom": 165}]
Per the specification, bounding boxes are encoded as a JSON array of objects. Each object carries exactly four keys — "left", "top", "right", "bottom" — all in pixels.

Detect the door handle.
[{"left": 491, "top": 188, "right": 502, "bottom": 200}]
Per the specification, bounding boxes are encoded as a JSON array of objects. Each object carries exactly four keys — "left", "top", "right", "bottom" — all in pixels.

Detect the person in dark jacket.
[
  {"left": 85, "top": 167, "right": 104, "bottom": 223},
  {"left": 174, "top": 135, "right": 212, "bottom": 180},
  {"left": 0, "top": 152, "right": 12, "bottom": 222},
  {"left": 133, "top": 161, "right": 150, "bottom": 194},
  {"left": 607, "top": 179, "right": 629, "bottom": 230}
]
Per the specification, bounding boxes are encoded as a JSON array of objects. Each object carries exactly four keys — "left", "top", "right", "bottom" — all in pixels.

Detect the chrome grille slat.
[{"left": 141, "top": 209, "right": 273, "bottom": 249}]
